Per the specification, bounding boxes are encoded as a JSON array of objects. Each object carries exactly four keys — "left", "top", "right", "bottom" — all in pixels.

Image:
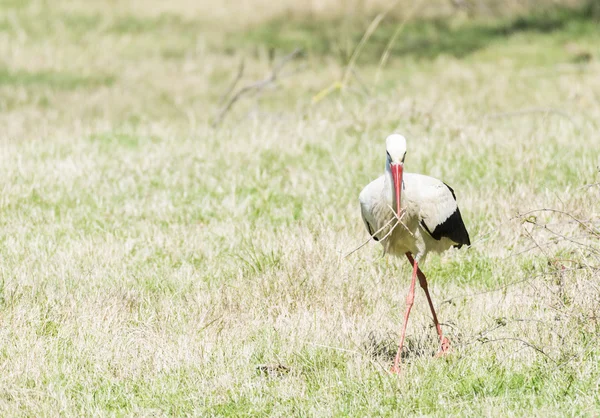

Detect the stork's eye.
[{"left": 386, "top": 151, "right": 392, "bottom": 162}]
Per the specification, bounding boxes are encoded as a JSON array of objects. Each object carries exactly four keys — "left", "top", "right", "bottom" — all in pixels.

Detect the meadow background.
[{"left": 0, "top": 0, "right": 599, "bottom": 415}]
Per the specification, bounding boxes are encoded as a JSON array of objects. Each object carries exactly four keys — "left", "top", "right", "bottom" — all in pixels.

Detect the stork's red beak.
[{"left": 391, "top": 163, "right": 403, "bottom": 216}]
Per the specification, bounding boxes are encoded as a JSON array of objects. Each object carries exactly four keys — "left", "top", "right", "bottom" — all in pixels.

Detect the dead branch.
[
  {"left": 343, "top": 208, "right": 409, "bottom": 258},
  {"left": 441, "top": 271, "right": 552, "bottom": 305},
  {"left": 473, "top": 322, "right": 507, "bottom": 342},
  {"left": 212, "top": 48, "right": 303, "bottom": 127},
  {"left": 504, "top": 234, "right": 593, "bottom": 259},
  {"left": 217, "top": 59, "right": 245, "bottom": 107},
  {"left": 464, "top": 317, "right": 565, "bottom": 345},
  {"left": 579, "top": 182, "right": 600, "bottom": 190},
  {"left": 522, "top": 224, "right": 553, "bottom": 261},
  {"left": 478, "top": 337, "right": 559, "bottom": 364},
  {"left": 343, "top": 217, "right": 398, "bottom": 258},
  {"left": 516, "top": 208, "right": 600, "bottom": 239}
]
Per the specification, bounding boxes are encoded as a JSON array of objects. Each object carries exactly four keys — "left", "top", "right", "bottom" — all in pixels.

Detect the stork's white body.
[
  {"left": 359, "top": 172, "right": 469, "bottom": 263},
  {"left": 358, "top": 134, "right": 470, "bottom": 373}
]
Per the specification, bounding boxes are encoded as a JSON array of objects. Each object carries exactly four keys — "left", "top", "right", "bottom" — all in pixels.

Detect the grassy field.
[{"left": 1, "top": 0, "right": 599, "bottom": 416}]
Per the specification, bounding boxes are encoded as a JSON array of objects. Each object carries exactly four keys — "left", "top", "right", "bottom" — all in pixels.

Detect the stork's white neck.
[{"left": 384, "top": 159, "right": 400, "bottom": 207}]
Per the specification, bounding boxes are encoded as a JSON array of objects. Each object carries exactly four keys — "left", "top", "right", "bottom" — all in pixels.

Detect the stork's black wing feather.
[
  {"left": 421, "top": 209, "right": 470, "bottom": 248},
  {"left": 420, "top": 183, "right": 471, "bottom": 248},
  {"left": 444, "top": 183, "right": 457, "bottom": 200},
  {"left": 365, "top": 221, "right": 379, "bottom": 241}
]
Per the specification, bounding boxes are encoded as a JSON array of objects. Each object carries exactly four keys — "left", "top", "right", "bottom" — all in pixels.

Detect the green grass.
[
  {"left": 0, "top": 0, "right": 599, "bottom": 416},
  {"left": 229, "top": 2, "right": 599, "bottom": 63},
  {"left": 0, "top": 68, "right": 115, "bottom": 90}
]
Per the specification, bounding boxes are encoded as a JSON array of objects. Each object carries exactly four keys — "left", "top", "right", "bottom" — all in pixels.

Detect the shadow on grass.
[
  {"left": 364, "top": 330, "right": 442, "bottom": 363},
  {"left": 227, "top": 2, "right": 599, "bottom": 62}
]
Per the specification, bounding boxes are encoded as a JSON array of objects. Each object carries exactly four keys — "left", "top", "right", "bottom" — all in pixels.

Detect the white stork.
[{"left": 359, "top": 134, "right": 470, "bottom": 374}]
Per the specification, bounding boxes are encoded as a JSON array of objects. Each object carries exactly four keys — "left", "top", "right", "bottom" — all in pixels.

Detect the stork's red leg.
[
  {"left": 391, "top": 257, "right": 418, "bottom": 374},
  {"left": 405, "top": 253, "right": 450, "bottom": 356}
]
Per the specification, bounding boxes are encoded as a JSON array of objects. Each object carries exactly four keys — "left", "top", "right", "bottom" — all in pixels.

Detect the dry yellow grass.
[{"left": 0, "top": 0, "right": 598, "bottom": 415}]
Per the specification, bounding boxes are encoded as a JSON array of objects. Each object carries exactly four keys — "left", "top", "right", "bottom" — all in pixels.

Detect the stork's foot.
[
  {"left": 435, "top": 337, "right": 451, "bottom": 357},
  {"left": 389, "top": 365, "right": 402, "bottom": 375}
]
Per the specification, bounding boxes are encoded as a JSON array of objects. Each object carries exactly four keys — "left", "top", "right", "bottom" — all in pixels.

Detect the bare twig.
[
  {"left": 539, "top": 224, "right": 599, "bottom": 255},
  {"left": 479, "top": 337, "right": 559, "bottom": 364},
  {"left": 344, "top": 217, "right": 398, "bottom": 258},
  {"left": 388, "top": 205, "right": 413, "bottom": 237},
  {"left": 473, "top": 323, "right": 507, "bottom": 342},
  {"left": 212, "top": 48, "right": 303, "bottom": 127},
  {"left": 217, "top": 59, "right": 245, "bottom": 107},
  {"left": 510, "top": 318, "right": 566, "bottom": 339},
  {"left": 465, "top": 215, "right": 519, "bottom": 250},
  {"left": 504, "top": 234, "right": 592, "bottom": 258},
  {"left": 441, "top": 271, "right": 551, "bottom": 305},
  {"left": 579, "top": 182, "right": 600, "bottom": 190},
  {"left": 516, "top": 208, "right": 600, "bottom": 239},
  {"left": 522, "top": 224, "right": 552, "bottom": 261},
  {"left": 462, "top": 317, "right": 565, "bottom": 347},
  {"left": 343, "top": 208, "right": 410, "bottom": 258}
]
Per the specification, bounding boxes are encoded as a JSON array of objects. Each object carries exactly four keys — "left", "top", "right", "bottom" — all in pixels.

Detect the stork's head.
[
  {"left": 385, "top": 134, "right": 407, "bottom": 164},
  {"left": 385, "top": 134, "right": 406, "bottom": 217}
]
